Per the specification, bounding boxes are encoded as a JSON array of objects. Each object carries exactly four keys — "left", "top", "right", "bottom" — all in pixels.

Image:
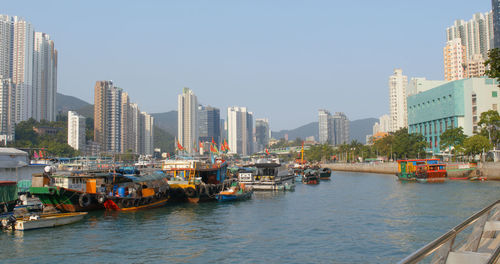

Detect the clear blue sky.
[{"left": 3, "top": 0, "right": 492, "bottom": 130}]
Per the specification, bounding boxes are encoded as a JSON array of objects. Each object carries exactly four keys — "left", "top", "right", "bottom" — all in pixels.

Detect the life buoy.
[
  {"left": 97, "top": 194, "right": 106, "bottom": 204},
  {"left": 49, "top": 188, "right": 57, "bottom": 196},
  {"left": 79, "top": 193, "right": 91, "bottom": 208},
  {"left": 185, "top": 187, "right": 196, "bottom": 198}
]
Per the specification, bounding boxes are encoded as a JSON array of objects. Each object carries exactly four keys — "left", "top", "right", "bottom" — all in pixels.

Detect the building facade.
[
  {"left": 444, "top": 39, "right": 467, "bottom": 81},
  {"left": 0, "top": 78, "right": 15, "bottom": 140},
  {"left": 198, "top": 105, "right": 220, "bottom": 145},
  {"left": 318, "top": 109, "right": 331, "bottom": 144},
  {"left": 408, "top": 78, "right": 449, "bottom": 96},
  {"left": 255, "top": 118, "right": 270, "bottom": 152},
  {"left": 227, "top": 106, "right": 254, "bottom": 155},
  {"left": 494, "top": 0, "right": 500, "bottom": 48},
  {"left": 446, "top": 11, "right": 493, "bottom": 61},
  {"left": 331, "top": 112, "right": 349, "bottom": 145},
  {"left": 389, "top": 69, "right": 408, "bottom": 131},
  {"left": 67, "top": 111, "right": 85, "bottom": 151},
  {"left": 408, "top": 77, "right": 500, "bottom": 154},
  {"left": 178, "top": 87, "right": 198, "bottom": 154},
  {"left": 33, "top": 32, "right": 57, "bottom": 122},
  {"left": 94, "top": 81, "right": 122, "bottom": 153}
]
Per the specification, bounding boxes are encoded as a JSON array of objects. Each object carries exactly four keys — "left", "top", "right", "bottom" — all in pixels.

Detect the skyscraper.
[
  {"left": 494, "top": 0, "right": 500, "bottom": 48},
  {"left": 0, "top": 78, "right": 15, "bottom": 139},
  {"left": 446, "top": 11, "right": 493, "bottom": 61},
  {"left": 444, "top": 39, "right": 467, "bottom": 81},
  {"left": 318, "top": 109, "right": 331, "bottom": 144},
  {"left": 67, "top": 111, "right": 86, "bottom": 151},
  {"left": 33, "top": 32, "right": 57, "bottom": 122},
  {"left": 94, "top": 81, "right": 122, "bottom": 153},
  {"left": 199, "top": 105, "right": 220, "bottom": 145},
  {"left": 255, "top": 118, "right": 270, "bottom": 152},
  {"left": 12, "top": 16, "right": 34, "bottom": 123},
  {"left": 389, "top": 69, "right": 408, "bottom": 132},
  {"left": 227, "top": 106, "right": 254, "bottom": 155},
  {"left": 331, "top": 112, "right": 349, "bottom": 145},
  {"left": 0, "top": 15, "right": 57, "bottom": 126},
  {"left": 178, "top": 87, "right": 198, "bottom": 154},
  {"left": 143, "top": 112, "right": 154, "bottom": 155}
]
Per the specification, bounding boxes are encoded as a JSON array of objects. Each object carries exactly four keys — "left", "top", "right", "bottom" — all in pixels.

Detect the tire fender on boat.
[
  {"left": 48, "top": 188, "right": 57, "bottom": 196},
  {"left": 185, "top": 187, "right": 196, "bottom": 198},
  {"left": 79, "top": 193, "right": 91, "bottom": 208},
  {"left": 97, "top": 194, "right": 106, "bottom": 204}
]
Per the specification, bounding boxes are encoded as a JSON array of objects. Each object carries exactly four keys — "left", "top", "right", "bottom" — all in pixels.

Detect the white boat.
[
  {"left": 238, "top": 158, "right": 295, "bottom": 191},
  {"left": 2, "top": 212, "right": 87, "bottom": 231}
]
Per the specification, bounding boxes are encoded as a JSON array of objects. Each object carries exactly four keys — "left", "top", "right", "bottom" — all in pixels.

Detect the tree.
[
  {"left": 392, "top": 128, "right": 427, "bottom": 159},
  {"left": 439, "top": 127, "right": 466, "bottom": 155},
  {"left": 462, "top": 135, "right": 491, "bottom": 159},
  {"left": 485, "top": 48, "right": 500, "bottom": 87},
  {"left": 477, "top": 110, "right": 500, "bottom": 147}
]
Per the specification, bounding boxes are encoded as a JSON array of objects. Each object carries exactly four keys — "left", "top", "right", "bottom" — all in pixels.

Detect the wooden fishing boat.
[
  {"left": 302, "top": 169, "right": 320, "bottom": 185},
  {"left": 162, "top": 158, "right": 229, "bottom": 203},
  {"left": 0, "top": 181, "right": 18, "bottom": 213},
  {"left": 1, "top": 212, "right": 87, "bottom": 231},
  {"left": 30, "top": 167, "right": 169, "bottom": 212},
  {"left": 102, "top": 172, "right": 170, "bottom": 211},
  {"left": 238, "top": 158, "right": 295, "bottom": 191},
  {"left": 397, "top": 159, "right": 447, "bottom": 183},
  {"left": 215, "top": 182, "right": 253, "bottom": 202},
  {"left": 318, "top": 168, "right": 332, "bottom": 180}
]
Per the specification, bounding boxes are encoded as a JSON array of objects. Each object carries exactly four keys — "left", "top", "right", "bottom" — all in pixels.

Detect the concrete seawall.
[{"left": 322, "top": 162, "right": 500, "bottom": 180}]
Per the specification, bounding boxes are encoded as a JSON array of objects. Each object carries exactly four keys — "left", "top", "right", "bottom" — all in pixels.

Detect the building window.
[
  {"left": 493, "top": 91, "right": 498, "bottom": 98},
  {"left": 494, "top": 104, "right": 498, "bottom": 111},
  {"left": 435, "top": 136, "right": 438, "bottom": 147},
  {"left": 440, "top": 121, "right": 443, "bottom": 133},
  {"left": 445, "top": 120, "right": 448, "bottom": 129},
  {"left": 451, "top": 119, "right": 454, "bottom": 128}
]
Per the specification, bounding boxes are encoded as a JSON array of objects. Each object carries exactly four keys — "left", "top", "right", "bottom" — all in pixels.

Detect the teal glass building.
[{"left": 407, "top": 78, "right": 500, "bottom": 154}]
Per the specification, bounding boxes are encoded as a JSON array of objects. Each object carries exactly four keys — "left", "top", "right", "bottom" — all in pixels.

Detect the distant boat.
[
  {"left": 215, "top": 182, "right": 253, "bottom": 202},
  {"left": 1, "top": 212, "right": 87, "bottom": 231},
  {"left": 318, "top": 168, "right": 332, "bottom": 180},
  {"left": 397, "top": 159, "right": 447, "bottom": 183},
  {"left": 302, "top": 169, "right": 320, "bottom": 185},
  {"left": 238, "top": 158, "right": 295, "bottom": 191}
]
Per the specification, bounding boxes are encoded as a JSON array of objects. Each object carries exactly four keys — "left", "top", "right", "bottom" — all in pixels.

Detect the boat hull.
[
  {"left": 103, "top": 197, "right": 168, "bottom": 211},
  {"left": 30, "top": 187, "right": 104, "bottom": 212},
  {"left": 216, "top": 191, "right": 253, "bottom": 202},
  {"left": 5, "top": 212, "right": 87, "bottom": 231}
]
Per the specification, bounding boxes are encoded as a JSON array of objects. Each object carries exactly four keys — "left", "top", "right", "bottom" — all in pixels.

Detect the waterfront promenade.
[{"left": 323, "top": 162, "right": 500, "bottom": 180}]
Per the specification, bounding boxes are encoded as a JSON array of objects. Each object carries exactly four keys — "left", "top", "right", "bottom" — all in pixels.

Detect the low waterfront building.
[{"left": 407, "top": 77, "right": 500, "bottom": 154}]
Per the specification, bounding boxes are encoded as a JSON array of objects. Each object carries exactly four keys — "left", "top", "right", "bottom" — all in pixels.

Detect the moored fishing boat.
[
  {"left": 102, "top": 172, "right": 170, "bottom": 211},
  {"left": 397, "top": 159, "right": 447, "bottom": 183},
  {"left": 1, "top": 212, "right": 87, "bottom": 231},
  {"left": 318, "top": 168, "right": 332, "bottom": 180},
  {"left": 238, "top": 158, "right": 295, "bottom": 191},
  {"left": 162, "top": 158, "right": 229, "bottom": 203},
  {"left": 215, "top": 182, "right": 253, "bottom": 202},
  {"left": 302, "top": 169, "right": 320, "bottom": 185}
]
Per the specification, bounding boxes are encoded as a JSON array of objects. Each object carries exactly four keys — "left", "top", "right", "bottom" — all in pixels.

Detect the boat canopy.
[{"left": 122, "top": 172, "right": 167, "bottom": 183}]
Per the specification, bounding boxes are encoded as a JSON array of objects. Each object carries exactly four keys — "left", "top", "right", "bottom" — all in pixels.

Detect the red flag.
[
  {"left": 210, "top": 144, "right": 216, "bottom": 153},
  {"left": 265, "top": 148, "right": 270, "bottom": 155},
  {"left": 199, "top": 141, "right": 203, "bottom": 149},
  {"left": 220, "top": 143, "right": 225, "bottom": 152},
  {"left": 211, "top": 137, "right": 215, "bottom": 145},
  {"left": 177, "top": 140, "right": 184, "bottom": 151},
  {"left": 224, "top": 139, "right": 230, "bottom": 151}
]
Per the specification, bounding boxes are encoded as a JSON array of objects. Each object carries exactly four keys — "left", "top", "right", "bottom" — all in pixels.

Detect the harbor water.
[{"left": 2, "top": 171, "right": 500, "bottom": 263}]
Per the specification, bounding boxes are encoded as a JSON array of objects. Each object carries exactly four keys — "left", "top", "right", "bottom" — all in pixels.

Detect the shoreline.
[{"left": 321, "top": 162, "right": 500, "bottom": 180}]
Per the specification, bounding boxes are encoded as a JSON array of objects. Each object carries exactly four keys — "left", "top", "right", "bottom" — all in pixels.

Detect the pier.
[{"left": 399, "top": 200, "right": 500, "bottom": 264}]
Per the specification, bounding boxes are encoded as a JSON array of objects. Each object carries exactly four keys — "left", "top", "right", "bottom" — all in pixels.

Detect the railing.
[{"left": 399, "top": 200, "right": 500, "bottom": 264}]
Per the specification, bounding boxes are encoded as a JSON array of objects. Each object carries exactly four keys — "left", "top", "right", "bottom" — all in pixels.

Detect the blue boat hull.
[{"left": 216, "top": 191, "right": 253, "bottom": 202}]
